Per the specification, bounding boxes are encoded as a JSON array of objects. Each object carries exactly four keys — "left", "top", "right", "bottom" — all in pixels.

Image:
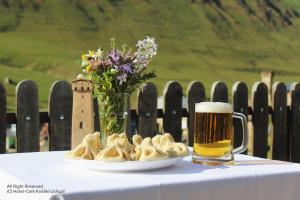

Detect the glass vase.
[{"left": 97, "top": 93, "right": 130, "bottom": 144}]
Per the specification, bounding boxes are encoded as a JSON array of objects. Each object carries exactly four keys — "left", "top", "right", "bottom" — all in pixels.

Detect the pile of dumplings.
[{"left": 67, "top": 132, "right": 189, "bottom": 162}]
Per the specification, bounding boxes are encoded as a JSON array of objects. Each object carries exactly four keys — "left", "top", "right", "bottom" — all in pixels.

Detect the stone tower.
[{"left": 71, "top": 75, "right": 94, "bottom": 149}]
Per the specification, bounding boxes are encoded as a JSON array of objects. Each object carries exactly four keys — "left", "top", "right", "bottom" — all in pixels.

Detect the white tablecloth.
[{"left": 0, "top": 151, "right": 300, "bottom": 200}]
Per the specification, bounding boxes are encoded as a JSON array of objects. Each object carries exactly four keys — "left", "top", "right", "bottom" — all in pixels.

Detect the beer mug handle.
[{"left": 232, "top": 112, "right": 248, "bottom": 154}]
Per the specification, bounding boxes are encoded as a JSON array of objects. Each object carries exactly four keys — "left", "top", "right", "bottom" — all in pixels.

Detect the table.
[{"left": 0, "top": 151, "right": 300, "bottom": 200}]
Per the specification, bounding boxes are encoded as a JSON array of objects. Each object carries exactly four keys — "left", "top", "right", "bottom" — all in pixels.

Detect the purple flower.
[
  {"left": 108, "top": 50, "right": 121, "bottom": 64},
  {"left": 117, "top": 63, "right": 133, "bottom": 74}
]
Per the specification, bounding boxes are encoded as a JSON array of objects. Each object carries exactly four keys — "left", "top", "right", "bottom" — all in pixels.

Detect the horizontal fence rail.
[{"left": 0, "top": 80, "right": 298, "bottom": 162}]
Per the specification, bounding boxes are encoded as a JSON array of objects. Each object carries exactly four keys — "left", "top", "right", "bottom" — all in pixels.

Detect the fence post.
[
  {"left": 290, "top": 82, "right": 300, "bottom": 163},
  {"left": 48, "top": 81, "right": 72, "bottom": 151},
  {"left": 211, "top": 81, "right": 228, "bottom": 102},
  {"left": 93, "top": 98, "right": 100, "bottom": 132},
  {"left": 0, "top": 83, "right": 6, "bottom": 154},
  {"left": 16, "top": 80, "right": 40, "bottom": 152},
  {"left": 272, "top": 82, "right": 288, "bottom": 161},
  {"left": 137, "top": 82, "right": 158, "bottom": 138},
  {"left": 163, "top": 81, "right": 183, "bottom": 142},
  {"left": 187, "top": 81, "right": 205, "bottom": 147},
  {"left": 252, "top": 82, "right": 269, "bottom": 158},
  {"left": 126, "top": 98, "right": 132, "bottom": 139},
  {"left": 232, "top": 81, "right": 248, "bottom": 154}
]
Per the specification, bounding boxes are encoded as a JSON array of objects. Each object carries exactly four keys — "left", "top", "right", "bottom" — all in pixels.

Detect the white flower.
[
  {"left": 117, "top": 74, "right": 127, "bottom": 85},
  {"left": 111, "top": 68, "right": 118, "bottom": 73},
  {"left": 81, "top": 60, "right": 88, "bottom": 67},
  {"left": 96, "top": 48, "right": 104, "bottom": 59},
  {"left": 134, "top": 36, "right": 158, "bottom": 72}
]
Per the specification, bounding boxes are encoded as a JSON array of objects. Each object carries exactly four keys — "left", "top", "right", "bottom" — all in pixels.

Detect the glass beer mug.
[{"left": 192, "top": 102, "right": 248, "bottom": 165}]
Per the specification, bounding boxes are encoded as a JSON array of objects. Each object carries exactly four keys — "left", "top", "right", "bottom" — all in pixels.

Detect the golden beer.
[
  {"left": 192, "top": 102, "right": 248, "bottom": 165},
  {"left": 193, "top": 112, "right": 233, "bottom": 158}
]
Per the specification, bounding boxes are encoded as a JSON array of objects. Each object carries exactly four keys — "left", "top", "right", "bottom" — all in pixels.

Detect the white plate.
[{"left": 66, "top": 157, "right": 185, "bottom": 172}]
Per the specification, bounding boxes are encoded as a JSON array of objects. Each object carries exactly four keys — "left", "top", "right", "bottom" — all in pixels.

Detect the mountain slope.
[{"left": 1, "top": 0, "right": 300, "bottom": 108}]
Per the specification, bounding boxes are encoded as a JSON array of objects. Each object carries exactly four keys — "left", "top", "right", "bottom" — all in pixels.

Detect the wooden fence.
[{"left": 1, "top": 80, "right": 300, "bottom": 163}]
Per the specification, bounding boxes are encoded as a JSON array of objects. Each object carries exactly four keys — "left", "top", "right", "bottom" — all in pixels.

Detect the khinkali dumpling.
[
  {"left": 130, "top": 137, "right": 151, "bottom": 161},
  {"left": 67, "top": 132, "right": 102, "bottom": 160},
  {"left": 130, "top": 145, "right": 142, "bottom": 161},
  {"left": 107, "top": 133, "right": 131, "bottom": 152},
  {"left": 160, "top": 133, "right": 175, "bottom": 147},
  {"left": 138, "top": 145, "right": 169, "bottom": 161},
  {"left": 95, "top": 143, "right": 130, "bottom": 162},
  {"left": 132, "top": 134, "right": 143, "bottom": 146},
  {"left": 141, "top": 137, "right": 153, "bottom": 146},
  {"left": 162, "top": 142, "right": 189, "bottom": 157},
  {"left": 152, "top": 134, "right": 162, "bottom": 147},
  {"left": 106, "top": 133, "right": 119, "bottom": 145}
]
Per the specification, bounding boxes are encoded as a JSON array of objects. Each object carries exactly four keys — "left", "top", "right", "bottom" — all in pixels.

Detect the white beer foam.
[{"left": 195, "top": 102, "right": 233, "bottom": 113}]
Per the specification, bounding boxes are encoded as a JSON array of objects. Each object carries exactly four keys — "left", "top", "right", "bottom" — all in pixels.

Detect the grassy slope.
[{"left": 1, "top": 0, "right": 300, "bottom": 109}]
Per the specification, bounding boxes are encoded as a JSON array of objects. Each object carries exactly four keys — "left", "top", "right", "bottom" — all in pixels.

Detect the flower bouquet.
[{"left": 81, "top": 37, "right": 157, "bottom": 141}]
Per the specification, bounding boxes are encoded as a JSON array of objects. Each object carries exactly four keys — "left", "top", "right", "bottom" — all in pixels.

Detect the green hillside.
[{"left": 1, "top": 0, "right": 300, "bottom": 109}]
